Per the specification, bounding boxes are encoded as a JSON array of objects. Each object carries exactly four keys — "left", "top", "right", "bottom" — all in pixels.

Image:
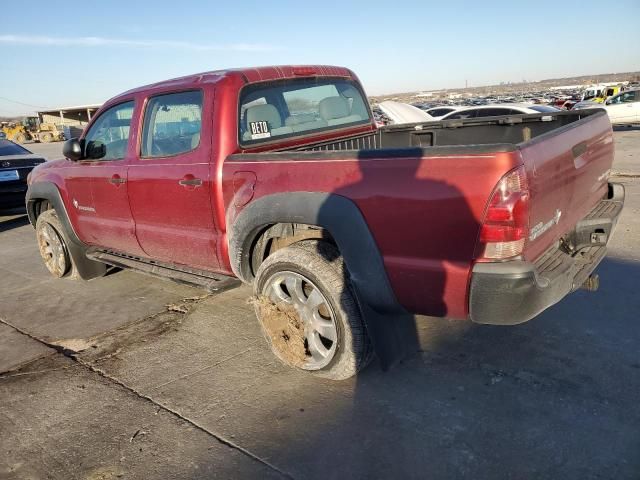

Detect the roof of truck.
[{"left": 114, "top": 65, "right": 356, "bottom": 100}]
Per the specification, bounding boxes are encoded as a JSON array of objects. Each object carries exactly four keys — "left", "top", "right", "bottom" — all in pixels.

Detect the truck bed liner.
[{"left": 288, "top": 109, "right": 604, "bottom": 154}]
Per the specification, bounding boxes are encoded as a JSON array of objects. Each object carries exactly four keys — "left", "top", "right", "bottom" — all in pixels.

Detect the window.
[
  {"left": 428, "top": 108, "right": 454, "bottom": 117},
  {"left": 475, "top": 108, "right": 513, "bottom": 117},
  {"left": 141, "top": 90, "right": 203, "bottom": 158},
  {"left": 620, "top": 91, "right": 637, "bottom": 103},
  {"left": 445, "top": 110, "right": 477, "bottom": 120},
  {"left": 238, "top": 78, "right": 371, "bottom": 145},
  {"left": 84, "top": 101, "right": 134, "bottom": 160}
]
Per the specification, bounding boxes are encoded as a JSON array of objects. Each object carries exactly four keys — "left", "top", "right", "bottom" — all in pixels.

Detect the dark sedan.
[{"left": 0, "top": 139, "right": 46, "bottom": 209}]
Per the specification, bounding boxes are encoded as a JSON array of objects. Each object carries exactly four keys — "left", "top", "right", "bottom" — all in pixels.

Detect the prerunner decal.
[{"left": 249, "top": 121, "right": 271, "bottom": 139}]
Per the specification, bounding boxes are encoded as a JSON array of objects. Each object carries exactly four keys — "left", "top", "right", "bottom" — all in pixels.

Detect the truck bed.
[
  {"left": 224, "top": 108, "right": 614, "bottom": 320},
  {"left": 288, "top": 109, "right": 602, "bottom": 152}
]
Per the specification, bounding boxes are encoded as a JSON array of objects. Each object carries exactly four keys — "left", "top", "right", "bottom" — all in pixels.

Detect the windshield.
[
  {"left": 0, "top": 139, "right": 31, "bottom": 156},
  {"left": 239, "top": 78, "right": 371, "bottom": 145}
]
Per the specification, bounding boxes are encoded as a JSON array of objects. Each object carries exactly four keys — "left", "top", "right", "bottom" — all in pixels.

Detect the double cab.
[{"left": 26, "top": 65, "right": 624, "bottom": 379}]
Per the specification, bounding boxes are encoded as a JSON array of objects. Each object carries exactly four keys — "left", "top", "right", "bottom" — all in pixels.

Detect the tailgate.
[{"left": 520, "top": 111, "right": 614, "bottom": 261}]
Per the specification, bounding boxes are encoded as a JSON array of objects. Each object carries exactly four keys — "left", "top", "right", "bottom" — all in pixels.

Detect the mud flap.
[{"left": 356, "top": 296, "right": 419, "bottom": 370}]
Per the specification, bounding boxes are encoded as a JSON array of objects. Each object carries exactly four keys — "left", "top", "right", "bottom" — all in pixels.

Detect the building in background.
[{"left": 37, "top": 104, "right": 102, "bottom": 128}]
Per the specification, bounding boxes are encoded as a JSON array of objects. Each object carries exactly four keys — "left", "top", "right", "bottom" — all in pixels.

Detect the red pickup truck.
[{"left": 26, "top": 65, "right": 623, "bottom": 379}]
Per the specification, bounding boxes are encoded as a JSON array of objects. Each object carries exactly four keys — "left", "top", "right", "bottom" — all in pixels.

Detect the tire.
[
  {"left": 14, "top": 133, "right": 26, "bottom": 144},
  {"left": 40, "top": 133, "right": 53, "bottom": 143},
  {"left": 35, "top": 209, "right": 78, "bottom": 279},
  {"left": 253, "top": 240, "right": 373, "bottom": 380}
]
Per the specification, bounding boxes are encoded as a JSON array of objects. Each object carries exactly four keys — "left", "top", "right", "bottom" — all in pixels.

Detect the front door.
[
  {"left": 127, "top": 89, "right": 219, "bottom": 271},
  {"left": 80, "top": 100, "right": 143, "bottom": 255}
]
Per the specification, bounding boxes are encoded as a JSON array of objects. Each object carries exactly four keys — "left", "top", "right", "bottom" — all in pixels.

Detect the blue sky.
[{"left": 2, "top": 0, "right": 639, "bottom": 115}]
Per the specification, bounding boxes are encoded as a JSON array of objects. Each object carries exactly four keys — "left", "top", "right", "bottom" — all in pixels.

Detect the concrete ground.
[{"left": 1, "top": 131, "right": 639, "bottom": 479}]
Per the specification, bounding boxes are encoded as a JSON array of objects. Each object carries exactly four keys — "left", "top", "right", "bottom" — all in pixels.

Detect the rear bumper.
[
  {"left": 469, "top": 182, "right": 624, "bottom": 325},
  {"left": 0, "top": 182, "right": 28, "bottom": 208}
]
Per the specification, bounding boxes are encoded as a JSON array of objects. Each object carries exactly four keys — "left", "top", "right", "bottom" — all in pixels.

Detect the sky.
[{"left": 1, "top": 0, "right": 639, "bottom": 116}]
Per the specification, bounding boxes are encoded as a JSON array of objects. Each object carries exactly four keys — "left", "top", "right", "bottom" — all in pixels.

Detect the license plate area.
[{"left": 0, "top": 170, "right": 19, "bottom": 182}]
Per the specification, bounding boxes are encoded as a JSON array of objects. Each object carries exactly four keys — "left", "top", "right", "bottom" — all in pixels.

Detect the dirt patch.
[{"left": 253, "top": 296, "right": 307, "bottom": 367}]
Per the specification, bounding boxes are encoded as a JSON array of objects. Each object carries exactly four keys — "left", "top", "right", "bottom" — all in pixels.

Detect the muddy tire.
[
  {"left": 14, "top": 133, "right": 26, "bottom": 144},
  {"left": 40, "top": 132, "right": 53, "bottom": 143},
  {"left": 253, "top": 240, "right": 373, "bottom": 380},
  {"left": 35, "top": 209, "right": 77, "bottom": 279}
]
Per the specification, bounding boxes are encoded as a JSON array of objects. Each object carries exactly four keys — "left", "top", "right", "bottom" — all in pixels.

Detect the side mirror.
[{"left": 63, "top": 138, "right": 84, "bottom": 161}]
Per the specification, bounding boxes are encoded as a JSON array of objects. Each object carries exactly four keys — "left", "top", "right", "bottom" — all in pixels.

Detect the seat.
[
  {"left": 243, "top": 104, "right": 293, "bottom": 141},
  {"left": 318, "top": 96, "right": 363, "bottom": 126}
]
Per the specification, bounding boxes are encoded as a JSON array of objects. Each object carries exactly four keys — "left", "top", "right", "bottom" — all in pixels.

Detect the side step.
[{"left": 86, "top": 250, "right": 240, "bottom": 292}]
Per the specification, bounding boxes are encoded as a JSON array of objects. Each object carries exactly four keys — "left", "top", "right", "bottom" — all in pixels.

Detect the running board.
[{"left": 86, "top": 250, "right": 240, "bottom": 292}]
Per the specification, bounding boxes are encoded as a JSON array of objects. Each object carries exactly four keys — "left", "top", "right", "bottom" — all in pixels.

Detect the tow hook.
[{"left": 581, "top": 274, "right": 600, "bottom": 292}]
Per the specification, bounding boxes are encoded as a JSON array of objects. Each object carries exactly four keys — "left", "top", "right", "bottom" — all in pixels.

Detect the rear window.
[
  {"left": 0, "top": 140, "right": 30, "bottom": 156},
  {"left": 239, "top": 78, "right": 371, "bottom": 145}
]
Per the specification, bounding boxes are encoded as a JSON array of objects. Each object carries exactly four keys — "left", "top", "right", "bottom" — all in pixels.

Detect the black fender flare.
[
  {"left": 26, "top": 182, "right": 107, "bottom": 280},
  {"left": 229, "top": 192, "right": 399, "bottom": 313},
  {"left": 228, "top": 192, "right": 418, "bottom": 368}
]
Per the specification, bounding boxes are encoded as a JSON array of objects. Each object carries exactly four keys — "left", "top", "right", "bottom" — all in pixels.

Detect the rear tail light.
[{"left": 475, "top": 166, "right": 530, "bottom": 260}]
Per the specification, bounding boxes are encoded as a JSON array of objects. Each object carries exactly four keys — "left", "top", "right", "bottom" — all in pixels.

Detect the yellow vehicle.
[
  {"left": 23, "top": 116, "right": 65, "bottom": 143},
  {"left": 0, "top": 117, "right": 64, "bottom": 143},
  {"left": 591, "top": 85, "right": 623, "bottom": 104},
  {"left": 0, "top": 122, "right": 29, "bottom": 143}
]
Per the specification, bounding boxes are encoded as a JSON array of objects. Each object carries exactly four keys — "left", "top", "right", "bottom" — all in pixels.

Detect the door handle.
[
  {"left": 178, "top": 176, "right": 202, "bottom": 187},
  {"left": 109, "top": 174, "right": 126, "bottom": 186}
]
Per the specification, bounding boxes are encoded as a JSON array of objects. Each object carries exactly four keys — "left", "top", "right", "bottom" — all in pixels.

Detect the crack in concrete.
[
  {"left": 149, "top": 341, "right": 259, "bottom": 391},
  {"left": 0, "top": 316, "right": 295, "bottom": 480}
]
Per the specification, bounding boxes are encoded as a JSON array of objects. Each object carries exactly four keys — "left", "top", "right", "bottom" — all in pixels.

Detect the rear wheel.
[
  {"left": 253, "top": 240, "right": 372, "bottom": 380},
  {"left": 13, "top": 133, "right": 26, "bottom": 144},
  {"left": 40, "top": 132, "right": 53, "bottom": 143},
  {"left": 36, "top": 209, "right": 76, "bottom": 278}
]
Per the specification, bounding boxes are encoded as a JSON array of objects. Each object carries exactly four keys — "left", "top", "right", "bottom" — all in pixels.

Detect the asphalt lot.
[{"left": 1, "top": 132, "right": 640, "bottom": 479}]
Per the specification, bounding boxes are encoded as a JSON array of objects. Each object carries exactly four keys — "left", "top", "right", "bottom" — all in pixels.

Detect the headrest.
[
  {"left": 319, "top": 96, "right": 350, "bottom": 121},
  {"left": 245, "top": 104, "right": 282, "bottom": 129},
  {"left": 191, "top": 132, "right": 200, "bottom": 149}
]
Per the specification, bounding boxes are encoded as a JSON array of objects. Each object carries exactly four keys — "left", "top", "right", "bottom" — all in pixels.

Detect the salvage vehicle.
[
  {"left": 573, "top": 89, "right": 640, "bottom": 125},
  {"left": 26, "top": 65, "right": 624, "bottom": 379},
  {"left": 0, "top": 139, "right": 45, "bottom": 209},
  {"left": 441, "top": 103, "right": 560, "bottom": 120}
]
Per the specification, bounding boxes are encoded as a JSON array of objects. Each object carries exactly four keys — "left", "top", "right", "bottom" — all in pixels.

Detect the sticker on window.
[{"left": 249, "top": 121, "right": 271, "bottom": 139}]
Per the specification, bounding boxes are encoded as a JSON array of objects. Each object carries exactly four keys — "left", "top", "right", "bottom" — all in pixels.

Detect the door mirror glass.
[{"left": 63, "top": 138, "right": 84, "bottom": 161}]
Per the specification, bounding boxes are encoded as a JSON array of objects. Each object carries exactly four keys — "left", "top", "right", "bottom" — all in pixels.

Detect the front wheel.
[
  {"left": 253, "top": 241, "right": 372, "bottom": 380},
  {"left": 35, "top": 209, "right": 76, "bottom": 278}
]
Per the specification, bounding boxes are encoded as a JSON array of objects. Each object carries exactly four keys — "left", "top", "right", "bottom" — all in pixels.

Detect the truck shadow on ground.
[{"left": 260, "top": 256, "right": 640, "bottom": 479}]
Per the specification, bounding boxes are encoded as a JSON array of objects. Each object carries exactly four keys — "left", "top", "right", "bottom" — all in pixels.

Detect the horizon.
[{"left": 1, "top": 0, "right": 639, "bottom": 116}]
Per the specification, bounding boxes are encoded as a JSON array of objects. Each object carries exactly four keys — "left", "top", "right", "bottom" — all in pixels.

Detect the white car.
[
  {"left": 441, "top": 103, "right": 560, "bottom": 120},
  {"left": 573, "top": 89, "right": 640, "bottom": 125},
  {"left": 377, "top": 101, "right": 434, "bottom": 124}
]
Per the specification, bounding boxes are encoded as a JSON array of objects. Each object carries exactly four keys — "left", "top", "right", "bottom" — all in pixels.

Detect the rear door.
[{"left": 127, "top": 89, "right": 219, "bottom": 270}]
